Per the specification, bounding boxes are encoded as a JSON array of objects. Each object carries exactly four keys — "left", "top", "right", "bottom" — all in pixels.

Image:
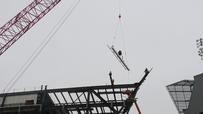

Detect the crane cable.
[
  {"left": 112, "top": 0, "right": 129, "bottom": 71},
  {"left": 112, "top": 0, "right": 121, "bottom": 44},
  {"left": 3, "top": 0, "right": 81, "bottom": 93}
]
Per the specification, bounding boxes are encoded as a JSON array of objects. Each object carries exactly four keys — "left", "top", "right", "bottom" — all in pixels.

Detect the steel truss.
[{"left": 0, "top": 69, "right": 151, "bottom": 114}]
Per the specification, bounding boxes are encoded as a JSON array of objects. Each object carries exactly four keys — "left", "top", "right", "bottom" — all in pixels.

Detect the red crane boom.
[{"left": 0, "top": 0, "right": 61, "bottom": 56}]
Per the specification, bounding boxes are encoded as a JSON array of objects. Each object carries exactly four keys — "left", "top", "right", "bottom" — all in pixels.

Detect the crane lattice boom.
[{"left": 0, "top": 0, "right": 61, "bottom": 56}]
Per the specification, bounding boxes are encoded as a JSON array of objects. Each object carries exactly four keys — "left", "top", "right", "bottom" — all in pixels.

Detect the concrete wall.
[
  {"left": 3, "top": 94, "right": 38, "bottom": 106},
  {"left": 184, "top": 73, "right": 203, "bottom": 114}
]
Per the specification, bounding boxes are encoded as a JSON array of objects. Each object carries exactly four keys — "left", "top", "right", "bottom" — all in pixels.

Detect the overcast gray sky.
[{"left": 0, "top": 0, "right": 203, "bottom": 114}]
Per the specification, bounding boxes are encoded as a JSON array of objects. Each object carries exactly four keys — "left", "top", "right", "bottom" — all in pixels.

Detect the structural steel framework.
[
  {"left": 0, "top": 84, "right": 139, "bottom": 114},
  {"left": 0, "top": 69, "right": 150, "bottom": 114}
]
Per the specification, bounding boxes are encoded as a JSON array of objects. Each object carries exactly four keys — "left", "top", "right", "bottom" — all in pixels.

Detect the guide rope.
[{"left": 112, "top": 0, "right": 129, "bottom": 71}]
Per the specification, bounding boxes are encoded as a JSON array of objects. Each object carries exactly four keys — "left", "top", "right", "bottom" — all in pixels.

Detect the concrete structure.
[
  {"left": 184, "top": 73, "right": 203, "bottom": 114},
  {"left": 167, "top": 73, "right": 203, "bottom": 114},
  {"left": 0, "top": 94, "right": 38, "bottom": 107}
]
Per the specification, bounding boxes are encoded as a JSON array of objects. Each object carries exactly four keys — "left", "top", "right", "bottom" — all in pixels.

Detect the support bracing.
[{"left": 0, "top": 69, "right": 151, "bottom": 114}]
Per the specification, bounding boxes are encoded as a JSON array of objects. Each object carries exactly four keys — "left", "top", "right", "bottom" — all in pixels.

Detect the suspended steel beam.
[{"left": 107, "top": 45, "right": 130, "bottom": 71}]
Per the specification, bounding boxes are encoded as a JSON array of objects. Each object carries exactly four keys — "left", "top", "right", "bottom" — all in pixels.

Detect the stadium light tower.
[{"left": 196, "top": 38, "right": 203, "bottom": 60}]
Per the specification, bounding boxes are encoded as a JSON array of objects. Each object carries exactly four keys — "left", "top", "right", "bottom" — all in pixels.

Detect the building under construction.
[
  {"left": 0, "top": 69, "right": 150, "bottom": 114},
  {"left": 0, "top": 0, "right": 152, "bottom": 114}
]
